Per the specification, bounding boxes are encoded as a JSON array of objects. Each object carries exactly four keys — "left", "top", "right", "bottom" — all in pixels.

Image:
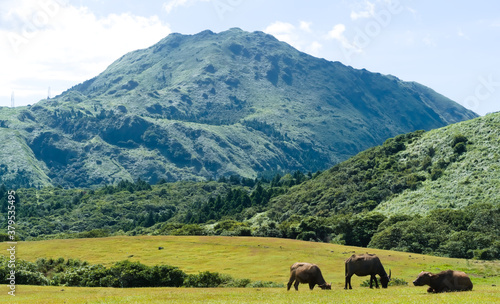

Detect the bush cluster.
[
  {"left": 369, "top": 204, "right": 500, "bottom": 259},
  {"left": 0, "top": 257, "right": 281, "bottom": 288}
]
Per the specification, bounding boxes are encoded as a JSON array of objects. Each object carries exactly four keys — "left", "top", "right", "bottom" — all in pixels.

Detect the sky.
[{"left": 1, "top": 0, "right": 499, "bottom": 115}]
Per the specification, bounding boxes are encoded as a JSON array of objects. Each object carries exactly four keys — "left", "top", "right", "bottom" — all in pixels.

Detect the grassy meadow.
[
  {"left": 2, "top": 285, "right": 498, "bottom": 304},
  {"left": 1, "top": 236, "right": 499, "bottom": 303}
]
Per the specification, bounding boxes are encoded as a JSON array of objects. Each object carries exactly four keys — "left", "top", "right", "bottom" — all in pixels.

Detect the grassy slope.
[
  {"left": 270, "top": 112, "right": 499, "bottom": 217},
  {"left": 375, "top": 112, "right": 500, "bottom": 214},
  {"left": 1, "top": 236, "right": 498, "bottom": 302}
]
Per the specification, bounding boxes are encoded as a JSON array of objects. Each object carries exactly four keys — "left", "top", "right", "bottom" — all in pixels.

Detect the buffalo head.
[
  {"left": 413, "top": 271, "right": 431, "bottom": 286},
  {"left": 380, "top": 269, "right": 391, "bottom": 288},
  {"left": 319, "top": 282, "right": 332, "bottom": 290}
]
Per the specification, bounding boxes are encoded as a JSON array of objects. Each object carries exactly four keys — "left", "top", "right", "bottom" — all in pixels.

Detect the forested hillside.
[
  {"left": 271, "top": 112, "right": 499, "bottom": 215},
  {"left": 1, "top": 113, "right": 498, "bottom": 259}
]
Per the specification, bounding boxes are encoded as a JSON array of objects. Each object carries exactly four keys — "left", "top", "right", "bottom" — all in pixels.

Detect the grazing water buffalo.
[
  {"left": 413, "top": 270, "right": 473, "bottom": 293},
  {"left": 344, "top": 254, "right": 391, "bottom": 289},
  {"left": 287, "top": 262, "right": 332, "bottom": 291}
]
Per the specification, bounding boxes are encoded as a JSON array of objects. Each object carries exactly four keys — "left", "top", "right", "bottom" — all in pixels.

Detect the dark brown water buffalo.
[
  {"left": 344, "top": 254, "right": 391, "bottom": 289},
  {"left": 413, "top": 270, "right": 473, "bottom": 293},
  {"left": 287, "top": 262, "right": 332, "bottom": 291}
]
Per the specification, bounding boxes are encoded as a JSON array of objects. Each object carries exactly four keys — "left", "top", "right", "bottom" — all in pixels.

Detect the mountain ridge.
[{"left": 0, "top": 28, "right": 477, "bottom": 188}]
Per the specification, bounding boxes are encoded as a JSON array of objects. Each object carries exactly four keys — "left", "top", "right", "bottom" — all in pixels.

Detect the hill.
[
  {"left": 4, "top": 236, "right": 500, "bottom": 284},
  {"left": 270, "top": 112, "right": 500, "bottom": 216},
  {"left": 0, "top": 28, "right": 477, "bottom": 188}
]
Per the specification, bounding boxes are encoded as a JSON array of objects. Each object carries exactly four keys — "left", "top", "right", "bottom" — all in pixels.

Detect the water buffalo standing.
[
  {"left": 413, "top": 270, "right": 473, "bottom": 293},
  {"left": 344, "top": 254, "right": 391, "bottom": 289},
  {"left": 287, "top": 262, "right": 332, "bottom": 291}
]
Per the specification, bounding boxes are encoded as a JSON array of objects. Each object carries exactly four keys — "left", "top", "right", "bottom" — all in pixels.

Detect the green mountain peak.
[{"left": 0, "top": 29, "right": 478, "bottom": 188}]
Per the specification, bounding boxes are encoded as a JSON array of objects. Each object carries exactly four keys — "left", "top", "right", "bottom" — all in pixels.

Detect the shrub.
[
  {"left": 16, "top": 269, "right": 51, "bottom": 286},
  {"left": 184, "top": 271, "right": 228, "bottom": 287},
  {"left": 169, "top": 224, "right": 207, "bottom": 236},
  {"left": 451, "top": 134, "right": 468, "bottom": 147},
  {"left": 148, "top": 265, "right": 186, "bottom": 287},
  {"left": 453, "top": 142, "right": 467, "bottom": 154},
  {"left": 473, "top": 248, "right": 499, "bottom": 260},
  {"left": 430, "top": 168, "right": 444, "bottom": 181},
  {"left": 223, "top": 278, "right": 251, "bottom": 288},
  {"left": 343, "top": 212, "right": 386, "bottom": 247},
  {"left": 296, "top": 231, "right": 317, "bottom": 241},
  {"left": 52, "top": 264, "right": 110, "bottom": 287},
  {"left": 110, "top": 260, "right": 150, "bottom": 287},
  {"left": 383, "top": 138, "right": 406, "bottom": 155},
  {"left": 295, "top": 216, "right": 332, "bottom": 242}
]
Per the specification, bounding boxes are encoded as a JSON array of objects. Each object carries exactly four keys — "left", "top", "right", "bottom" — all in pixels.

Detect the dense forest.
[{"left": 1, "top": 171, "right": 498, "bottom": 260}]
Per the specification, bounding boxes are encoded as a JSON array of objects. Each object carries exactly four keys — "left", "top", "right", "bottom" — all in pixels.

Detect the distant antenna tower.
[
  {"left": 48, "top": 86, "right": 51, "bottom": 99},
  {"left": 11, "top": 91, "right": 14, "bottom": 108}
]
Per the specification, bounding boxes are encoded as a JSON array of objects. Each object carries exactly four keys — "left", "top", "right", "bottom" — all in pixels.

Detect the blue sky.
[{"left": 1, "top": 0, "right": 499, "bottom": 115}]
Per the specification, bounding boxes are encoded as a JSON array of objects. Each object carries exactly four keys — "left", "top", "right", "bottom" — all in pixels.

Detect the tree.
[
  {"left": 143, "top": 211, "right": 155, "bottom": 227},
  {"left": 344, "top": 212, "right": 386, "bottom": 247}
]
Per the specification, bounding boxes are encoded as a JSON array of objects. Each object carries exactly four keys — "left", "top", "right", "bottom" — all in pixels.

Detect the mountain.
[{"left": 0, "top": 28, "right": 478, "bottom": 188}]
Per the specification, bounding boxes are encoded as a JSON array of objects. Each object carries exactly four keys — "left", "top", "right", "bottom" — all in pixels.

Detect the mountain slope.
[
  {"left": 0, "top": 28, "right": 477, "bottom": 188},
  {"left": 269, "top": 112, "right": 499, "bottom": 217},
  {"left": 374, "top": 112, "right": 500, "bottom": 214}
]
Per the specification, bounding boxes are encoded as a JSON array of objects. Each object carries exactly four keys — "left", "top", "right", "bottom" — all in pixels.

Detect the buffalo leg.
[
  {"left": 309, "top": 283, "right": 315, "bottom": 290},
  {"left": 287, "top": 279, "right": 294, "bottom": 291},
  {"left": 294, "top": 281, "right": 300, "bottom": 291},
  {"left": 374, "top": 275, "right": 379, "bottom": 288},
  {"left": 345, "top": 275, "right": 352, "bottom": 289}
]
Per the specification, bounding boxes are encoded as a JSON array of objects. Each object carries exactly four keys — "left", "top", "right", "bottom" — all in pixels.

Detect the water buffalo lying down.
[
  {"left": 344, "top": 254, "right": 391, "bottom": 289},
  {"left": 413, "top": 270, "right": 473, "bottom": 293},
  {"left": 287, "top": 262, "right": 331, "bottom": 291}
]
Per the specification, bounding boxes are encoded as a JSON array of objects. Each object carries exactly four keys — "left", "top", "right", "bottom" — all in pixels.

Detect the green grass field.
[
  {"left": 1, "top": 236, "right": 499, "bottom": 303},
  {"left": 2, "top": 285, "right": 498, "bottom": 304}
]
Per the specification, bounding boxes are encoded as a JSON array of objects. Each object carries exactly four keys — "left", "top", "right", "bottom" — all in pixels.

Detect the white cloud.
[
  {"left": 299, "top": 21, "right": 312, "bottom": 32},
  {"left": 306, "top": 41, "right": 322, "bottom": 56},
  {"left": 350, "top": 1, "right": 375, "bottom": 20},
  {"left": 163, "top": 0, "right": 210, "bottom": 14},
  {"left": 327, "top": 24, "right": 353, "bottom": 49},
  {"left": 0, "top": 0, "right": 171, "bottom": 107},
  {"left": 327, "top": 24, "right": 346, "bottom": 40},
  {"left": 326, "top": 24, "right": 363, "bottom": 59},
  {"left": 264, "top": 21, "right": 329, "bottom": 59},
  {"left": 264, "top": 21, "right": 298, "bottom": 46}
]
